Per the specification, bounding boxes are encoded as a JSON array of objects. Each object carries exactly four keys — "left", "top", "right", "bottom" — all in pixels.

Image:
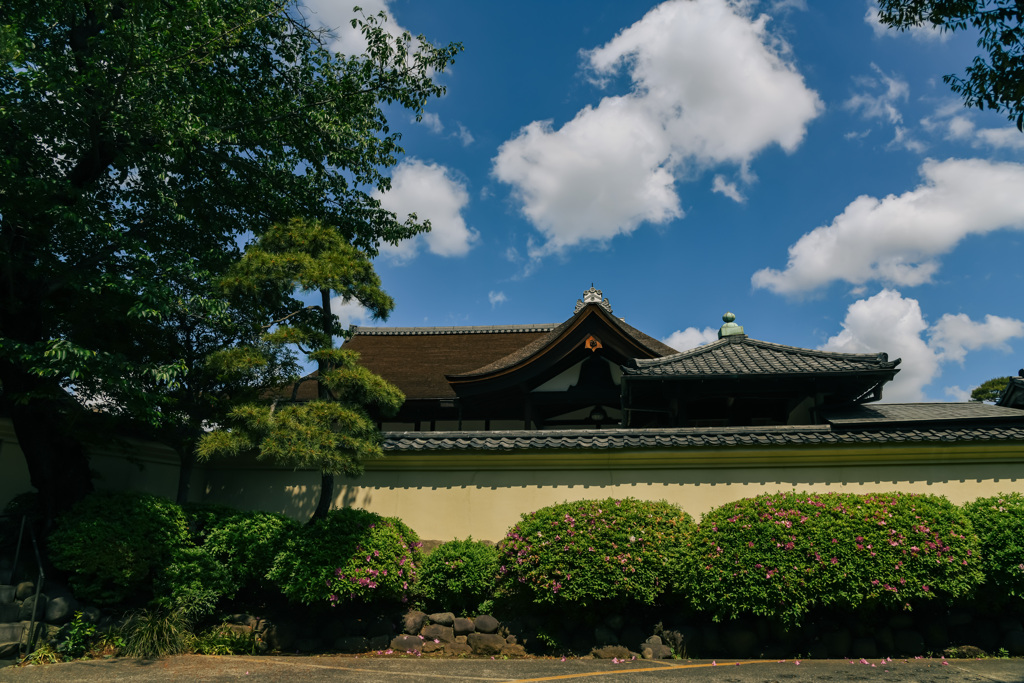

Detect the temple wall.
[
  {"left": 3, "top": 416, "right": 1023, "bottom": 545},
  {"left": 197, "top": 444, "right": 1024, "bottom": 542}
]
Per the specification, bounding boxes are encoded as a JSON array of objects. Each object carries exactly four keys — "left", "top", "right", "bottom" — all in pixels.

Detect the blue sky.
[{"left": 305, "top": 0, "right": 1024, "bottom": 403}]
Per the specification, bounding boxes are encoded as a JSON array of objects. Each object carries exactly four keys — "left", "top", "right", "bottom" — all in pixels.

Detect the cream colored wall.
[
  {"left": 328, "top": 461, "right": 1024, "bottom": 542},
  {"left": 194, "top": 454, "right": 1024, "bottom": 542},
  {"left": 4, "top": 416, "right": 1023, "bottom": 544}
]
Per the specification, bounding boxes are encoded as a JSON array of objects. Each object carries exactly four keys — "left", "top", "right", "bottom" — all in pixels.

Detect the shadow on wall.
[{"left": 201, "top": 469, "right": 371, "bottom": 522}]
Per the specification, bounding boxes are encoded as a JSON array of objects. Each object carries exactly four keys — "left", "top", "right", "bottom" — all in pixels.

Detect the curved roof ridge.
[
  {"left": 449, "top": 303, "right": 676, "bottom": 380},
  {"left": 624, "top": 335, "right": 900, "bottom": 377},
  {"left": 632, "top": 335, "right": 897, "bottom": 368}
]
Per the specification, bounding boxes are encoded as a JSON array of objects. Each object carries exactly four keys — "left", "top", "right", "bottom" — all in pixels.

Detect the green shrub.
[
  {"left": 268, "top": 508, "right": 421, "bottom": 606},
  {"left": 963, "top": 493, "right": 1024, "bottom": 605},
  {"left": 495, "top": 498, "right": 693, "bottom": 608},
  {"left": 160, "top": 509, "right": 298, "bottom": 616},
  {"left": 677, "top": 492, "right": 982, "bottom": 626},
  {"left": 418, "top": 538, "right": 498, "bottom": 615},
  {"left": 49, "top": 491, "right": 190, "bottom": 606}
]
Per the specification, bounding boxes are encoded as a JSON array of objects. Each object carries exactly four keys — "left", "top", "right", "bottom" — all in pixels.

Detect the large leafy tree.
[
  {"left": 877, "top": 0, "right": 1024, "bottom": 129},
  {"left": 91, "top": 261, "right": 298, "bottom": 505},
  {"left": 198, "top": 218, "right": 404, "bottom": 521},
  {"left": 0, "top": 0, "right": 459, "bottom": 521}
]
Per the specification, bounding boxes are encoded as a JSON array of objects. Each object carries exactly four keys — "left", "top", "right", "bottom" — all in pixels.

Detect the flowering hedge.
[
  {"left": 495, "top": 498, "right": 693, "bottom": 607},
  {"left": 676, "top": 492, "right": 982, "bottom": 626},
  {"left": 268, "top": 508, "right": 421, "bottom": 606},
  {"left": 963, "top": 493, "right": 1024, "bottom": 605}
]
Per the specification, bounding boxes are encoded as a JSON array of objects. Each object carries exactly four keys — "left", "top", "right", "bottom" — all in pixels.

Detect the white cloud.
[
  {"left": 331, "top": 297, "right": 373, "bottom": 328},
  {"left": 864, "top": 3, "right": 948, "bottom": 42},
  {"left": 492, "top": 0, "right": 822, "bottom": 259},
  {"left": 712, "top": 175, "right": 746, "bottom": 203},
  {"left": 418, "top": 111, "right": 443, "bottom": 134},
  {"left": 820, "top": 289, "right": 1024, "bottom": 402},
  {"left": 454, "top": 123, "right": 475, "bottom": 146},
  {"left": 944, "top": 385, "right": 971, "bottom": 402},
  {"left": 752, "top": 158, "right": 1024, "bottom": 295},
  {"left": 929, "top": 313, "right": 1024, "bottom": 365},
  {"left": 926, "top": 110, "right": 1024, "bottom": 151},
  {"left": 299, "top": 0, "right": 408, "bottom": 56},
  {"left": 663, "top": 327, "right": 718, "bottom": 352},
  {"left": 844, "top": 64, "right": 908, "bottom": 125},
  {"left": 375, "top": 159, "right": 478, "bottom": 261},
  {"left": 488, "top": 291, "right": 507, "bottom": 307}
]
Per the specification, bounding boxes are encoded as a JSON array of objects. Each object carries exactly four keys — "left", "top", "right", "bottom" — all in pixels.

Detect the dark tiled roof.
[
  {"left": 624, "top": 335, "right": 898, "bottom": 377},
  {"left": 823, "top": 402, "right": 1024, "bottom": 425},
  {"left": 383, "top": 402, "right": 1024, "bottom": 452},
  {"left": 341, "top": 325, "right": 556, "bottom": 399},
  {"left": 454, "top": 305, "right": 677, "bottom": 379},
  {"left": 383, "top": 423, "right": 1024, "bottom": 452}
]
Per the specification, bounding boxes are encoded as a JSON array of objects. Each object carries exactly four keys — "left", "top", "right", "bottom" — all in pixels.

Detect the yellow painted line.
[
  {"left": 506, "top": 659, "right": 779, "bottom": 682},
  {"left": 223, "top": 656, "right": 508, "bottom": 680}
]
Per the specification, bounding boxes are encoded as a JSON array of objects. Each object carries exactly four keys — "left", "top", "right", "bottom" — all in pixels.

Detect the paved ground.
[{"left": 0, "top": 655, "right": 1022, "bottom": 683}]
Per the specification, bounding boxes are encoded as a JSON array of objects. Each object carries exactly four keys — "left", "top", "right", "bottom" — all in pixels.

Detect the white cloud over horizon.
[
  {"left": 820, "top": 289, "right": 1024, "bottom": 402},
  {"left": 663, "top": 326, "right": 719, "bottom": 352},
  {"left": 375, "top": 159, "right": 479, "bottom": 262},
  {"left": 752, "top": 158, "right": 1024, "bottom": 295},
  {"left": 492, "top": 0, "right": 822, "bottom": 260}
]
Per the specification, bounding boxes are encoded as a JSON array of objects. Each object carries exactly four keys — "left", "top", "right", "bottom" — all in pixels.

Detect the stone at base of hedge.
[
  {"left": 422, "top": 624, "right": 454, "bottom": 644},
  {"left": 390, "top": 634, "right": 423, "bottom": 652},
  {"left": 467, "top": 632, "right": 505, "bottom": 655},
  {"left": 0, "top": 587, "right": 15, "bottom": 605},
  {"left": 453, "top": 617, "right": 474, "bottom": 635},
  {"left": 446, "top": 642, "right": 473, "bottom": 656},
  {"left": 403, "top": 611, "right": 428, "bottom": 635},
  {"left": 474, "top": 615, "right": 499, "bottom": 634},
  {"left": 501, "top": 643, "right": 527, "bottom": 657},
  {"left": 428, "top": 612, "right": 455, "bottom": 626},
  {"left": 422, "top": 640, "right": 444, "bottom": 654},
  {"left": 368, "top": 634, "right": 390, "bottom": 651},
  {"left": 642, "top": 641, "right": 672, "bottom": 660},
  {"left": 591, "top": 645, "right": 633, "bottom": 659},
  {"left": 0, "top": 642, "right": 19, "bottom": 659}
]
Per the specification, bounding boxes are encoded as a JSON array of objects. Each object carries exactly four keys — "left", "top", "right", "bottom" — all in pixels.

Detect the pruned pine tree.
[{"left": 198, "top": 218, "right": 404, "bottom": 521}]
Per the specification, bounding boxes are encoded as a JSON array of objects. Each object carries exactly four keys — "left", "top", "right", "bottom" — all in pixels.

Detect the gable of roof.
[
  {"left": 341, "top": 324, "right": 556, "bottom": 400},
  {"left": 447, "top": 303, "right": 676, "bottom": 386},
  {"left": 623, "top": 335, "right": 900, "bottom": 377}
]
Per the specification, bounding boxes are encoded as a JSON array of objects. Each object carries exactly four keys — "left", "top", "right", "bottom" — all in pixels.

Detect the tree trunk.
[
  {"left": 311, "top": 471, "right": 334, "bottom": 524},
  {"left": 309, "top": 287, "right": 336, "bottom": 523}
]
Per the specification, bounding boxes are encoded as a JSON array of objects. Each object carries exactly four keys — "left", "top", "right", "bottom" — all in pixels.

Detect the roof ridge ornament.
[
  {"left": 718, "top": 311, "right": 745, "bottom": 339},
  {"left": 575, "top": 284, "right": 613, "bottom": 315}
]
